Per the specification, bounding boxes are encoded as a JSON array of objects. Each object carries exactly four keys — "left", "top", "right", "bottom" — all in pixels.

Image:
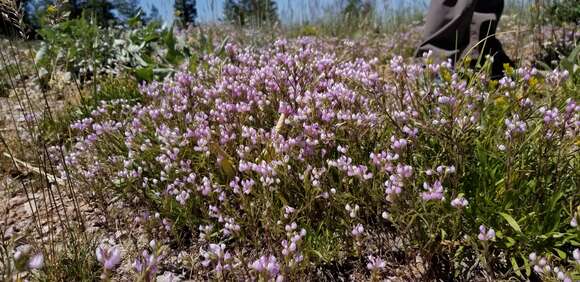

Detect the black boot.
[
  {"left": 490, "top": 48, "right": 515, "bottom": 79},
  {"left": 479, "top": 20, "right": 515, "bottom": 79}
]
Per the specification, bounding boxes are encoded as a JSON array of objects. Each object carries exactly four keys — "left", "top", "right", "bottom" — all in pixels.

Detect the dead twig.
[{"left": 2, "top": 152, "right": 65, "bottom": 186}]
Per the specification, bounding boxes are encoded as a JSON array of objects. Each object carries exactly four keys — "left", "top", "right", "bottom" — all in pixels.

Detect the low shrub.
[
  {"left": 54, "top": 39, "right": 579, "bottom": 280},
  {"left": 534, "top": 0, "right": 579, "bottom": 82},
  {"left": 39, "top": 76, "right": 140, "bottom": 145},
  {"left": 34, "top": 17, "right": 208, "bottom": 85}
]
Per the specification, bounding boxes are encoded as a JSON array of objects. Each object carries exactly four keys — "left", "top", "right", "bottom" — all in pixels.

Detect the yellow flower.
[
  {"left": 441, "top": 69, "right": 452, "bottom": 82},
  {"left": 494, "top": 96, "right": 507, "bottom": 106},
  {"left": 503, "top": 63, "right": 514, "bottom": 76},
  {"left": 528, "top": 77, "right": 538, "bottom": 88},
  {"left": 46, "top": 5, "right": 58, "bottom": 15}
]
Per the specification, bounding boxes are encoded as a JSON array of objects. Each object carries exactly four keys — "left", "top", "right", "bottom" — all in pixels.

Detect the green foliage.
[
  {"left": 112, "top": 0, "right": 142, "bottom": 20},
  {"left": 70, "top": 0, "right": 117, "bottom": 27},
  {"left": 546, "top": 0, "right": 580, "bottom": 25},
  {"left": 224, "top": 0, "right": 278, "bottom": 27},
  {"left": 385, "top": 61, "right": 580, "bottom": 278},
  {"left": 339, "top": 0, "right": 375, "bottom": 34},
  {"left": 342, "top": 0, "right": 373, "bottom": 20},
  {"left": 34, "top": 16, "right": 206, "bottom": 85},
  {"left": 39, "top": 233, "right": 102, "bottom": 282},
  {"left": 174, "top": 0, "right": 197, "bottom": 27},
  {"left": 534, "top": 0, "right": 579, "bottom": 76},
  {"left": 36, "top": 17, "right": 103, "bottom": 80},
  {"left": 54, "top": 37, "right": 579, "bottom": 279},
  {"left": 39, "top": 76, "right": 140, "bottom": 146}
]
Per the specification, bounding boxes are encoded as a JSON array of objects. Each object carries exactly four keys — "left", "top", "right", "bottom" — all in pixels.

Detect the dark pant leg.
[
  {"left": 474, "top": 0, "right": 514, "bottom": 77},
  {"left": 416, "top": 0, "right": 479, "bottom": 62},
  {"left": 474, "top": 0, "right": 504, "bottom": 57}
]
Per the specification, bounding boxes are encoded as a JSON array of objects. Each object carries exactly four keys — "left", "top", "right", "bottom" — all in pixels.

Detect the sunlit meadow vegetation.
[{"left": 0, "top": 0, "right": 579, "bottom": 281}]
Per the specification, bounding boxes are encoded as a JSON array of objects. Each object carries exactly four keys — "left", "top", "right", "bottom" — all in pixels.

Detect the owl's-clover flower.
[
  {"left": 477, "top": 225, "right": 495, "bottom": 241},
  {"left": 96, "top": 244, "right": 122, "bottom": 270},
  {"left": 281, "top": 225, "right": 306, "bottom": 267},
  {"left": 390, "top": 56, "right": 404, "bottom": 74},
  {"left": 520, "top": 97, "right": 533, "bottom": 108},
  {"left": 201, "top": 243, "right": 233, "bottom": 275},
  {"left": 345, "top": 204, "right": 360, "bottom": 218},
  {"left": 27, "top": 253, "right": 44, "bottom": 269},
  {"left": 351, "top": 224, "right": 364, "bottom": 237},
  {"left": 435, "top": 165, "right": 455, "bottom": 174},
  {"left": 327, "top": 156, "right": 373, "bottom": 180},
  {"left": 498, "top": 76, "right": 516, "bottom": 88},
  {"left": 451, "top": 196, "right": 469, "bottom": 208},
  {"left": 366, "top": 255, "right": 386, "bottom": 271},
  {"left": 384, "top": 175, "right": 403, "bottom": 198},
  {"left": 370, "top": 151, "right": 398, "bottom": 173},
  {"left": 198, "top": 224, "right": 213, "bottom": 241},
  {"left": 13, "top": 245, "right": 43, "bottom": 271},
  {"left": 516, "top": 66, "right": 538, "bottom": 81},
  {"left": 250, "top": 255, "right": 283, "bottom": 281},
  {"left": 223, "top": 217, "right": 241, "bottom": 236},
  {"left": 283, "top": 206, "right": 295, "bottom": 219},
  {"left": 396, "top": 164, "right": 413, "bottom": 178},
  {"left": 421, "top": 180, "right": 445, "bottom": 201},
  {"left": 504, "top": 114, "right": 527, "bottom": 139},
  {"left": 529, "top": 252, "right": 574, "bottom": 281},
  {"left": 133, "top": 240, "right": 163, "bottom": 281},
  {"left": 546, "top": 69, "right": 569, "bottom": 85},
  {"left": 541, "top": 107, "right": 561, "bottom": 127},
  {"left": 390, "top": 136, "right": 408, "bottom": 151},
  {"left": 175, "top": 190, "right": 190, "bottom": 205}
]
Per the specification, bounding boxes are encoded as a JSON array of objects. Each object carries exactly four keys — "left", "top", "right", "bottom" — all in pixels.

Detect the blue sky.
[{"left": 138, "top": 0, "right": 428, "bottom": 25}]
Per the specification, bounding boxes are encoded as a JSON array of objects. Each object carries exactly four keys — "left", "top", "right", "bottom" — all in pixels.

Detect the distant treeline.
[{"left": 2, "top": 0, "right": 385, "bottom": 37}]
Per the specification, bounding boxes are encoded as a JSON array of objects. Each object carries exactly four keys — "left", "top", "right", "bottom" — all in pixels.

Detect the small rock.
[{"left": 157, "top": 271, "right": 182, "bottom": 282}]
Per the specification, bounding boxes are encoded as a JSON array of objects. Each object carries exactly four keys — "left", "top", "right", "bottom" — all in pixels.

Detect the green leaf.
[
  {"left": 127, "top": 10, "right": 143, "bottom": 27},
  {"left": 548, "top": 192, "right": 564, "bottom": 210},
  {"left": 564, "top": 44, "right": 580, "bottom": 66},
  {"left": 162, "top": 29, "right": 177, "bottom": 50},
  {"left": 112, "top": 178, "right": 122, "bottom": 188},
  {"left": 134, "top": 67, "right": 153, "bottom": 82},
  {"left": 535, "top": 60, "right": 553, "bottom": 71},
  {"left": 132, "top": 53, "right": 149, "bottom": 67},
  {"left": 511, "top": 257, "right": 523, "bottom": 278},
  {"left": 521, "top": 254, "right": 531, "bottom": 276},
  {"left": 153, "top": 68, "right": 175, "bottom": 80},
  {"left": 165, "top": 49, "right": 184, "bottom": 66},
  {"left": 499, "top": 212, "right": 522, "bottom": 233},
  {"left": 551, "top": 232, "right": 565, "bottom": 238},
  {"left": 215, "top": 36, "right": 230, "bottom": 56},
  {"left": 504, "top": 236, "right": 516, "bottom": 248},
  {"left": 35, "top": 44, "right": 48, "bottom": 64},
  {"left": 311, "top": 250, "right": 325, "bottom": 261},
  {"left": 553, "top": 248, "right": 567, "bottom": 259}
]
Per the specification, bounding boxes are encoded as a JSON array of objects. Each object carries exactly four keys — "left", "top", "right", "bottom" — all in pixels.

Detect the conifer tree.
[{"left": 224, "top": 0, "right": 278, "bottom": 27}]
